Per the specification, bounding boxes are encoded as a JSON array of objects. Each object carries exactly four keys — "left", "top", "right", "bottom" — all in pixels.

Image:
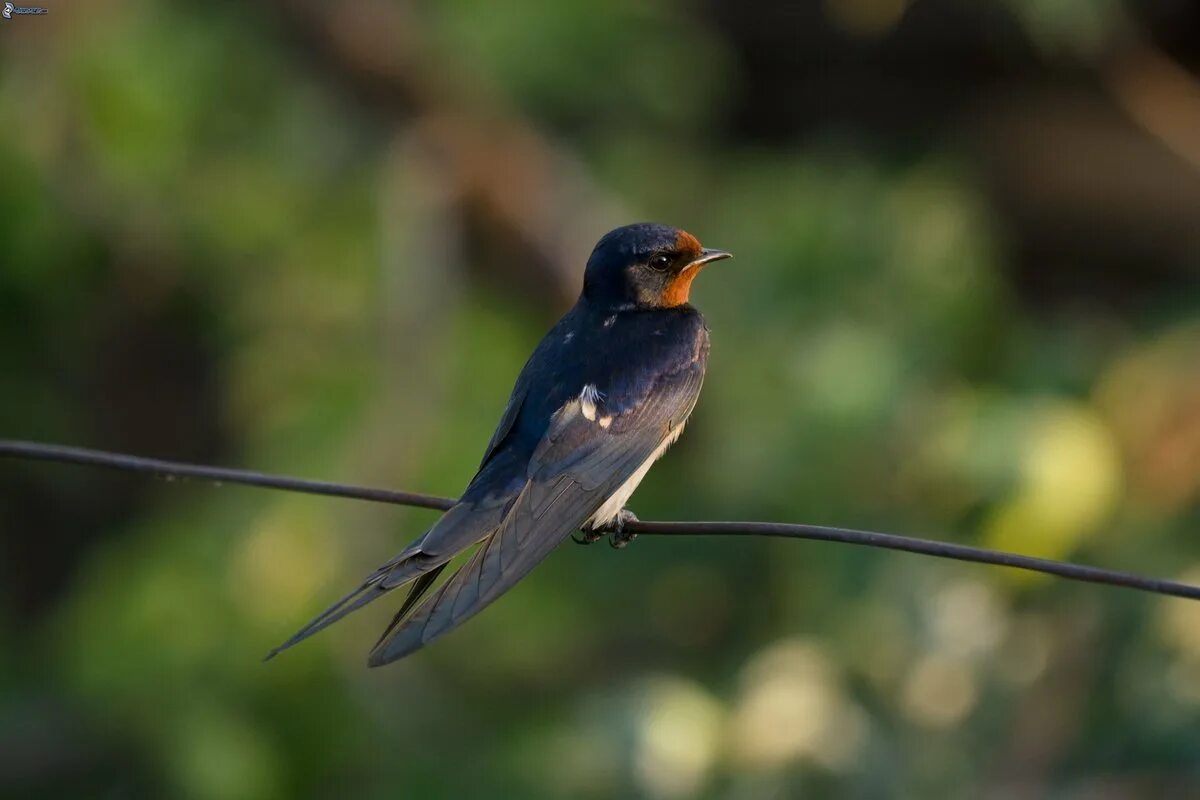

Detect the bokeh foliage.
[{"left": 1, "top": 1, "right": 1198, "bottom": 798}]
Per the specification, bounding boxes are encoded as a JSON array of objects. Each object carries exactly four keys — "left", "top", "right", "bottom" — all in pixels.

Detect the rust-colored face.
[
  {"left": 658, "top": 231, "right": 700, "bottom": 307},
  {"left": 653, "top": 230, "right": 730, "bottom": 308}
]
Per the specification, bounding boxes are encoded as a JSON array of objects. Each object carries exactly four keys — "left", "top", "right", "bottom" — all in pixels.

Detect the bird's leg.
[{"left": 608, "top": 508, "right": 639, "bottom": 549}]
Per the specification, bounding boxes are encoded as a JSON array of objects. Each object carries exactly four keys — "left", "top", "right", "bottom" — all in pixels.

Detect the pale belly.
[{"left": 585, "top": 422, "right": 686, "bottom": 530}]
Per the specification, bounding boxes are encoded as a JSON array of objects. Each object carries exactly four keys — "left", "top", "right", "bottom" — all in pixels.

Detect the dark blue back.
[{"left": 463, "top": 300, "right": 708, "bottom": 501}]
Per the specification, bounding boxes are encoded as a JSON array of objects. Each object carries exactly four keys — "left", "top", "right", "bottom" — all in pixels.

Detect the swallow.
[{"left": 267, "top": 223, "right": 731, "bottom": 666}]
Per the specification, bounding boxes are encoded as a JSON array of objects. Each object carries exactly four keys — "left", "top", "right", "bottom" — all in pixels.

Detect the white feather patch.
[{"left": 579, "top": 384, "right": 604, "bottom": 421}]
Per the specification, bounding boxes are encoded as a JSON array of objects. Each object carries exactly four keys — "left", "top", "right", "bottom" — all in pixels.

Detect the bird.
[{"left": 267, "top": 223, "right": 731, "bottom": 666}]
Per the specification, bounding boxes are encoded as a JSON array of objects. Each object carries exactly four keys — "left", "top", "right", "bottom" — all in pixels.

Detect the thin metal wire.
[
  {"left": 0, "top": 439, "right": 452, "bottom": 510},
  {"left": 3, "top": 438, "right": 1197, "bottom": 601}
]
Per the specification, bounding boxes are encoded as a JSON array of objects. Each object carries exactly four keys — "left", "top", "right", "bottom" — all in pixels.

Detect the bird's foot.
[
  {"left": 608, "top": 508, "right": 639, "bottom": 549},
  {"left": 572, "top": 508, "right": 639, "bottom": 547},
  {"left": 573, "top": 528, "right": 606, "bottom": 545}
]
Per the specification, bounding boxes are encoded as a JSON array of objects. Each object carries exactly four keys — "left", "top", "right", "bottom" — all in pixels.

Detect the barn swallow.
[{"left": 268, "top": 223, "right": 730, "bottom": 666}]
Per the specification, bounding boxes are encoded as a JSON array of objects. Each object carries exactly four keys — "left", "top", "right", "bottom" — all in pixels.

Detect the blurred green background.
[{"left": 2, "top": 0, "right": 1199, "bottom": 797}]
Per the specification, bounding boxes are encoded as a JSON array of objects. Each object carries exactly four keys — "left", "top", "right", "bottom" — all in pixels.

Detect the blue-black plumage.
[{"left": 267, "top": 223, "right": 731, "bottom": 666}]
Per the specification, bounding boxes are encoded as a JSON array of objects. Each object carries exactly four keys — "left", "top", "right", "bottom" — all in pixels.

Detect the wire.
[
  {"left": 3, "top": 438, "right": 1197, "bottom": 601},
  {"left": 0, "top": 439, "right": 452, "bottom": 510}
]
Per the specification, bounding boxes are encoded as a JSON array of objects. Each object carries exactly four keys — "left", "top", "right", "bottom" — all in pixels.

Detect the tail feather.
[
  {"left": 264, "top": 553, "right": 438, "bottom": 660},
  {"left": 265, "top": 493, "right": 513, "bottom": 661},
  {"left": 372, "top": 564, "right": 448, "bottom": 650}
]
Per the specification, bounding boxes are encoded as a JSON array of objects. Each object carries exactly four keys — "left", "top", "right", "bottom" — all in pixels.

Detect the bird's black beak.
[{"left": 687, "top": 248, "right": 732, "bottom": 270}]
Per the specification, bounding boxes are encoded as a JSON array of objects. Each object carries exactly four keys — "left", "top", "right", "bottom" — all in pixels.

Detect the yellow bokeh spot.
[
  {"left": 729, "top": 638, "right": 868, "bottom": 771},
  {"left": 900, "top": 653, "right": 978, "bottom": 729},
  {"left": 227, "top": 502, "right": 342, "bottom": 627},
  {"left": 984, "top": 401, "right": 1122, "bottom": 581},
  {"left": 928, "top": 579, "right": 1007, "bottom": 660},
  {"left": 632, "top": 676, "right": 724, "bottom": 799}
]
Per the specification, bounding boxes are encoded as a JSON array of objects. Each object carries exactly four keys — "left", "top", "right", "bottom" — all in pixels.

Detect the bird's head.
[{"left": 582, "top": 223, "right": 731, "bottom": 310}]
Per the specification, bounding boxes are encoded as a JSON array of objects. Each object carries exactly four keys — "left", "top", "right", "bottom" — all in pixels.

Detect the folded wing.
[{"left": 368, "top": 362, "right": 704, "bottom": 665}]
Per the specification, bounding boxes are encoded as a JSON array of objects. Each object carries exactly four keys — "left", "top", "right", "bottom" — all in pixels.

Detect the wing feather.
[
  {"left": 269, "top": 327, "right": 706, "bottom": 665},
  {"left": 368, "top": 363, "right": 704, "bottom": 665}
]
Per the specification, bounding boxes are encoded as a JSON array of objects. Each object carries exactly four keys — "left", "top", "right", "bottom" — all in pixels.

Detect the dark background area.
[{"left": 1, "top": 1, "right": 1198, "bottom": 797}]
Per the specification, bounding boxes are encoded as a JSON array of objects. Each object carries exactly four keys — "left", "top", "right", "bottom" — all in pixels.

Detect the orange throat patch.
[
  {"left": 661, "top": 267, "right": 702, "bottom": 307},
  {"left": 661, "top": 229, "right": 705, "bottom": 307}
]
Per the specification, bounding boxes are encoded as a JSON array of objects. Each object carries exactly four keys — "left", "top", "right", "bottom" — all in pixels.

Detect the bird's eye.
[{"left": 648, "top": 254, "right": 673, "bottom": 272}]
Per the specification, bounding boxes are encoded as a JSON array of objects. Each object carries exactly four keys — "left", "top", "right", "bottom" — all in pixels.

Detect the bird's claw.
[
  {"left": 608, "top": 509, "right": 639, "bottom": 549},
  {"left": 573, "top": 529, "right": 605, "bottom": 545},
  {"left": 573, "top": 508, "right": 639, "bottom": 548}
]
